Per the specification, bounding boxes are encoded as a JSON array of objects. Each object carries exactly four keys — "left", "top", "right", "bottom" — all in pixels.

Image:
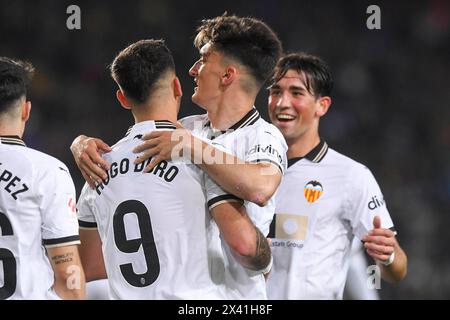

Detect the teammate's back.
[
  {"left": 0, "top": 56, "right": 85, "bottom": 300},
  {"left": 74, "top": 39, "right": 274, "bottom": 299},
  {"left": 78, "top": 121, "right": 225, "bottom": 299},
  {"left": 0, "top": 138, "right": 80, "bottom": 299}
]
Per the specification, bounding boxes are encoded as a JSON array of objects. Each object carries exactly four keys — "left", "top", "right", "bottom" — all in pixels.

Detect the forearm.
[
  {"left": 379, "top": 244, "right": 408, "bottom": 283},
  {"left": 84, "top": 266, "right": 107, "bottom": 282},
  {"left": 233, "top": 226, "right": 272, "bottom": 272},
  {"left": 80, "top": 249, "right": 107, "bottom": 282},
  {"left": 188, "top": 136, "right": 280, "bottom": 205},
  {"left": 53, "top": 273, "right": 86, "bottom": 300},
  {"left": 49, "top": 246, "right": 86, "bottom": 300},
  {"left": 79, "top": 229, "right": 107, "bottom": 282},
  {"left": 212, "top": 202, "right": 271, "bottom": 271}
]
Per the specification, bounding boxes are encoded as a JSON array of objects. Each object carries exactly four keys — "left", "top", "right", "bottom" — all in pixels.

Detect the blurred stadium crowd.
[{"left": 1, "top": 0, "right": 449, "bottom": 299}]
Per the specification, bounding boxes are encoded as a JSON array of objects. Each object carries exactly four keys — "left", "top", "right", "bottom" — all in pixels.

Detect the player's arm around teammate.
[
  {"left": 133, "top": 127, "right": 282, "bottom": 207},
  {"left": 71, "top": 131, "right": 281, "bottom": 207},
  {"left": 70, "top": 16, "right": 285, "bottom": 207}
]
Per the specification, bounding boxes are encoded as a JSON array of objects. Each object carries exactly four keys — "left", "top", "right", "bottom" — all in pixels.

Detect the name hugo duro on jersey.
[{"left": 95, "top": 156, "right": 179, "bottom": 196}]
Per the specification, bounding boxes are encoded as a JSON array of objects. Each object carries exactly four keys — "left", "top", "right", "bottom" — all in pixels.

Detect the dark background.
[{"left": 1, "top": 0, "right": 449, "bottom": 299}]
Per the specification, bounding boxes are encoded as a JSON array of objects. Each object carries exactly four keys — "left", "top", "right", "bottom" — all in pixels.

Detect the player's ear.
[
  {"left": 173, "top": 76, "right": 183, "bottom": 100},
  {"left": 220, "top": 66, "right": 237, "bottom": 86},
  {"left": 315, "top": 96, "right": 331, "bottom": 117},
  {"left": 22, "top": 100, "right": 31, "bottom": 122},
  {"left": 116, "top": 89, "right": 132, "bottom": 110}
]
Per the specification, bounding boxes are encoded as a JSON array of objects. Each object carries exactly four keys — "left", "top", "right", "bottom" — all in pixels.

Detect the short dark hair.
[
  {"left": 271, "top": 52, "right": 333, "bottom": 98},
  {"left": 0, "top": 57, "right": 34, "bottom": 114},
  {"left": 194, "top": 14, "right": 282, "bottom": 89},
  {"left": 110, "top": 39, "right": 175, "bottom": 104}
]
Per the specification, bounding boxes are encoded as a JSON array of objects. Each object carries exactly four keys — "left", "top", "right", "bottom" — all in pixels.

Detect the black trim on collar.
[
  {"left": 204, "top": 108, "right": 260, "bottom": 131},
  {"left": 229, "top": 108, "right": 260, "bottom": 130},
  {"left": 155, "top": 120, "right": 177, "bottom": 130},
  {"left": 287, "top": 157, "right": 302, "bottom": 168},
  {"left": 204, "top": 108, "right": 260, "bottom": 140},
  {"left": 124, "top": 120, "right": 177, "bottom": 137},
  {"left": 287, "top": 139, "right": 328, "bottom": 168},
  {"left": 0, "top": 135, "right": 26, "bottom": 147}
]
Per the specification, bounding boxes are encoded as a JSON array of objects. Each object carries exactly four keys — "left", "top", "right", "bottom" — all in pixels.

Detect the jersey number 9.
[{"left": 113, "top": 200, "right": 160, "bottom": 287}]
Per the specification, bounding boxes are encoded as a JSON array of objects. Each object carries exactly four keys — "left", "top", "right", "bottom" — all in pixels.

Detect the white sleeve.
[
  {"left": 345, "top": 165, "right": 395, "bottom": 240},
  {"left": 38, "top": 163, "right": 80, "bottom": 248},
  {"left": 204, "top": 173, "right": 243, "bottom": 211},
  {"left": 76, "top": 183, "right": 98, "bottom": 229},
  {"left": 243, "top": 125, "right": 288, "bottom": 174}
]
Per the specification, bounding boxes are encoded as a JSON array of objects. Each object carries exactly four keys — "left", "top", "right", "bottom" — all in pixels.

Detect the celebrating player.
[
  {"left": 72, "top": 15, "right": 286, "bottom": 299},
  {"left": 76, "top": 39, "right": 271, "bottom": 299},
  {"left": 265, "top": 52, "right": 408, "bottom": 299}
]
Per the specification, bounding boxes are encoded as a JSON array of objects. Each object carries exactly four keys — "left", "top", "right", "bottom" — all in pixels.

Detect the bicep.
[
  {"left": 210, "top": 200, "right": 247, "bottom": 231},
  {"left": 210, "top": 201, "right": 256, "bottom": 256},
  {"left": 254, "top": 162, "right": 282, "bottom": 185},
  {"left": 251, "top": 162, "right": 282, "bottom": 202}
]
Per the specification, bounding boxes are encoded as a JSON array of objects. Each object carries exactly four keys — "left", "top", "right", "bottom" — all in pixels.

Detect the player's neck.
[
  {"left": 287, "top": 132, "right": 321, "bottom": 160},
  {"left": 207, "top": 91, "right": 255, "bottom": 131},
  {"left": 132, "top": 102, "right": 178, "bottom": 124},
  {"left": 0, "top": 119, "right": 24, "bottom": 138}
]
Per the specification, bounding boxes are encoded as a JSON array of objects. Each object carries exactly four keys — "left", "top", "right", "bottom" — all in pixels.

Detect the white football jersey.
[
  {"left": 344, "top": 238, "right": 380, "bottom": 300},
  {"left": 266, "top": 140, "right": 395, "bottom": 299},
  {"left": 77, "top": 121, "right": 230, "bottom": 300},
  {"left": 86, "top": 279, "right": 110, "bottom": 300},
  {"left": 0, "top": 136, "right": 80, "bottom": 300},
  {"left": 181, "top": 108, "right": 288, "bottom": 300}
]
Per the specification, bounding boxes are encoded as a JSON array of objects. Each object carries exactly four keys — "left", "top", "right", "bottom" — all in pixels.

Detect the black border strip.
[
  {"left": 207, "top": 194, "right": 243, "bottom": 209},
  {"left": 42, "top": 235, "right": 80, "bottom": 246},
  {"left": 78, "top": 220, "right": 98, "bottom": 229}
]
